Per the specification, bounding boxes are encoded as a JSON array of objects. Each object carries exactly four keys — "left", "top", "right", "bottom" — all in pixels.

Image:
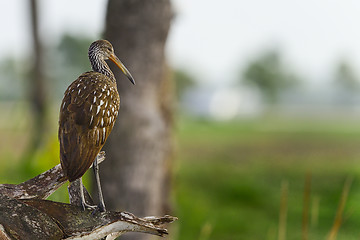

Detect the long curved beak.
[{"left": 109, "top": 53, "right": 135, "bottom": 85}]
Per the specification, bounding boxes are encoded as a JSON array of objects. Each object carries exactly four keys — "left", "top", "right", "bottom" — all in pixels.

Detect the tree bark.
[{"left": 102, "top": 1, "right": 173, "bottom": 239}]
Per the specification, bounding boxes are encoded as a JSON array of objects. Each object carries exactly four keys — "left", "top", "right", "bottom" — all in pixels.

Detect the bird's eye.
[{"left": 107, "top": 47, "right": 112, "bottom": 52}]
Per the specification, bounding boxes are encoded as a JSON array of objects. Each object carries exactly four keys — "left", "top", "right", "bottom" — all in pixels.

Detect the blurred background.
[{"left": 2, "top": 0, "right": 360, "bottom": 239}]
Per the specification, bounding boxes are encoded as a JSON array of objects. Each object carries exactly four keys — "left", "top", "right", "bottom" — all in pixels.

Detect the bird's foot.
[
  {"left": 81, "top": 201, "right": 97, "bottom": 211},
  {"left": 81, "top": 201, "right": 107, "bottom": 215}
]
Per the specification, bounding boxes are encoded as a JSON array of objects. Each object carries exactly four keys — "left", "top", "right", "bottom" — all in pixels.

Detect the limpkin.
[{"left": 58, "top": 40, "right": 135, "bottom": 211}]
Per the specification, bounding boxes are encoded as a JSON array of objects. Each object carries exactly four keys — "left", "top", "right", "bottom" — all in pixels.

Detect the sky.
[{"left": 2, "top": 0, "right": 360, "bottom": 87}]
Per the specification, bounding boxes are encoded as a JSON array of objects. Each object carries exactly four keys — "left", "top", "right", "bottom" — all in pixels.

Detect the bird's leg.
[
  {"left": 93, "top": 155, "right": 106, "bottom": 212},
  {"left": 79, "top": 177, "right": 97, "bottom": 211}
]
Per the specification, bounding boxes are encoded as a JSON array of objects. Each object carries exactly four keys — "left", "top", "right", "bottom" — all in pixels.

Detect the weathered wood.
[
  {"left": 0, "top": 195, "right": 64, "bottom": 240},
  {"left": 0, "top": 196, "right": 176, "bottom": 239},
  {"left": 68, "top": 178, "right": 94, "bottom": 206},
  {"left": 23, "top": 199, "right": 175, "bottom": 238}
]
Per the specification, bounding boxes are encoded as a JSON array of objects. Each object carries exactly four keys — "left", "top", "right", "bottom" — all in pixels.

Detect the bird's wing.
[{"left": 59, "top": 72, "right": 120, "bottom": 181}]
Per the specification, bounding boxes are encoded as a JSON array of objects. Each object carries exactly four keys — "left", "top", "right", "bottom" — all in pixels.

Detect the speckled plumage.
[
  {"left": 59, "top": 72, "right": 120, "bottom": 181},
  {"left": 58, "top": 40, "right": 133, "bottom": 182}
]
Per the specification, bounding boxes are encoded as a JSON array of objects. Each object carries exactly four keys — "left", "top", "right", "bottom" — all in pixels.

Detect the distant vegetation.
[{"left": 241, "top": 49, "right": 299, "bottom": 104}]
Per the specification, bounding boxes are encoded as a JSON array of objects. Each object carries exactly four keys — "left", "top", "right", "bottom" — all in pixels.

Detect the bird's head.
[{"left": 89, "top": 39, "right": 135, "bottom": 85}]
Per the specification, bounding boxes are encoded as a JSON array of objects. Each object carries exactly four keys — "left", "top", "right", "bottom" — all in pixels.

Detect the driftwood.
[{"left": 0, "top": 152, "right": 177, "bottom": 239}]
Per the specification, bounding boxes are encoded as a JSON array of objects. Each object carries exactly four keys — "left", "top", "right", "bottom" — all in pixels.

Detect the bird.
[{"left": 58, "top": 39, "right": 135, "bottom": 211}]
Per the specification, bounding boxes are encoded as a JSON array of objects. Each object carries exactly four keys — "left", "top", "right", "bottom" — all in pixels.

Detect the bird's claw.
[
  {"left": 81, "top": 202, "right": 106, "bottom": 215},
  {"left": 81, "top": 201, "right": 97, "bottom": 211}
]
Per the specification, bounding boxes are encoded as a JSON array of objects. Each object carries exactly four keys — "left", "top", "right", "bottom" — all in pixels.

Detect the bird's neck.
[{"left": 89, "top": 56, "right": 116, "bottom": 82}]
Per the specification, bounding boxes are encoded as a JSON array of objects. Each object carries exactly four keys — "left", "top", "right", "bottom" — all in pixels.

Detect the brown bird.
[{"left": 58, "top": 40, "right": 135, "bottom": 211}]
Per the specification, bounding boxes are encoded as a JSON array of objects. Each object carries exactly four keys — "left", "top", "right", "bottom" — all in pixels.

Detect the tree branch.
[{"left": 0, "top": 151, "right": 177, "bottom": 239}]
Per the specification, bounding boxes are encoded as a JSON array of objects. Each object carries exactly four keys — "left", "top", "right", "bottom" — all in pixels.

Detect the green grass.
[{"left": 174, "top": 117, "right": 360, "bottom": 240}]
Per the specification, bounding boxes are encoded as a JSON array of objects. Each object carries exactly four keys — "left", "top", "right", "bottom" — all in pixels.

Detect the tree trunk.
[
  {"left": 27, "top": 0, "right": 47, "bottom": 155},
  {"left": 102, "top": 1, "right": 173, "bottom": 240}
]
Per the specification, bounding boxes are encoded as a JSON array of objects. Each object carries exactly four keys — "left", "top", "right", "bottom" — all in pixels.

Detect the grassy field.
[{"left": 174, "top": 117, "right": 360, "bottom": 240}]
